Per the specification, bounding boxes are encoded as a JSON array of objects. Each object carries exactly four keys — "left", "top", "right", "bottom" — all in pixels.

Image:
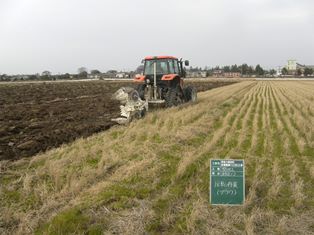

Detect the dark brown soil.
[{"left": 0, "top": 80, "right": 235, "bottom": 160}]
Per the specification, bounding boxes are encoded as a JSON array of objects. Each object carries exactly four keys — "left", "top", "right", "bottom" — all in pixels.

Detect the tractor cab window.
[
  {"left": 144, "top": 60, "right": 169, "bottom": 75},
  {"left": 169, "top": 60, "right": 175, "bottom": 74},
  {"left": 168, "top": 59, "right": 179, "bottom": 74},
  {"left": 157, "top": 61, "right": 168, "bottom": 74},
  {"left": 173, "top": 60, "right": 179, "bottom": 74}
]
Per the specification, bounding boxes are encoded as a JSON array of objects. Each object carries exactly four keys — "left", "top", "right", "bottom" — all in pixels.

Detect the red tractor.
[
  {"left": 134, "top": 56, "right": 197, "bottom": 108},
  {"left": 111, "top": 56, "right": 197, "bottom": 124}
]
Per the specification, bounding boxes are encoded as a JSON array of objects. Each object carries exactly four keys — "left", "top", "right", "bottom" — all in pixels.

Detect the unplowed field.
[
  {"left": 1, "top": 81, "right": 313, "bottom": 234},
  {"left": 0, "top": 80, "right": 234, "bottom": 160}
]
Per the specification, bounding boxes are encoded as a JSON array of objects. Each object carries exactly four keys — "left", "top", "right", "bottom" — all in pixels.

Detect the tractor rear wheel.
[
  {"left": 183, "top": 86, "right": 197, "bottom": 102},
  {"left": 165, "top": 85, "right": 183, "bottom": 107}
]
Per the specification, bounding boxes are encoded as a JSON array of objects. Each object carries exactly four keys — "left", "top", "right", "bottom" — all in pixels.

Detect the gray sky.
[{"left": 1, "top": 0, "right": 314, "bottom": 74}]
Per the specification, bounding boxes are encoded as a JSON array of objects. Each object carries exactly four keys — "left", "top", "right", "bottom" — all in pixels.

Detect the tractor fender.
[
  {"left": 161, "top": 74, "right": 178, "bottom": 81},
  {"left": 163, "top": 74, "right": 183, "bottom": 89},
  {"left": 134, "top": 75, "right": 146, "bottom": 82}
]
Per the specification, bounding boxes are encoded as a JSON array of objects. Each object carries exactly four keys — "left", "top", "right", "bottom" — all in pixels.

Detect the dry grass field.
[{"left": 0, "top": 81, "right": 313, "bottom": 234}]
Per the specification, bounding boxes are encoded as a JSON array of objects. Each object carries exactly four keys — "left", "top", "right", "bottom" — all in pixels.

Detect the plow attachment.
[{"left": 111, "top": 87, "right": 147, "bottom": 125}]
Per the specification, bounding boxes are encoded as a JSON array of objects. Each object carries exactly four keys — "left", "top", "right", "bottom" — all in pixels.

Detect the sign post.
[{"left": 210, "top": 159, "right": 245, "bottom": 205}]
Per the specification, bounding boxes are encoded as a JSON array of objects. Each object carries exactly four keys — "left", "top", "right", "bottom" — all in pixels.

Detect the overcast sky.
[{"left": 1, "top": 0, "right": 314, "bottom": 74}]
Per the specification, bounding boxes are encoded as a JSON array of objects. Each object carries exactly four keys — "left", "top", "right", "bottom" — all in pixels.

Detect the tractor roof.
[{"left": 144, "top": 56, "right": 178, "bottom": 60}]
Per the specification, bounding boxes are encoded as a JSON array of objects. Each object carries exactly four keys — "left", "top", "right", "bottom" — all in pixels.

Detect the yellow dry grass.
[{"left": 0, "top": 81, "right": 313, "bottom": 235}]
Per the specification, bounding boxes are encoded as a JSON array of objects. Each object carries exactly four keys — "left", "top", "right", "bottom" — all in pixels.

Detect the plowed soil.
[{"left": 0, "top": 80, "right": 235, "bottom": 160}]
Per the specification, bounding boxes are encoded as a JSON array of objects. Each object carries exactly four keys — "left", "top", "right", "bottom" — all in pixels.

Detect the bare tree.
[
  {"left": 42, "top": 71, "right": 51, "bottom": 76},
  {"left": 78, "top": 67, "right": 87, "bottom": 74},
  {"left": 91, "top": 69, "right": 101, "bottom": 75}
]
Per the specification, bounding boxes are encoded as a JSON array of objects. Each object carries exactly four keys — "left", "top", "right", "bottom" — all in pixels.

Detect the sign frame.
[{"left": 210, "top": 159, "right": 245, "bottom": 206}]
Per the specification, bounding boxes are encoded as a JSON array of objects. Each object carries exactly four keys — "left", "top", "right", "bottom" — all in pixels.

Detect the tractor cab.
[
  {"left": 135, "top": 56, "right": 189, "bottom": 85},
  {"left": 134, "top": 55, "right": 196, "bottom": 109},
  {"left": 143, "top": 56, "right": 188, "bottom": 78}
]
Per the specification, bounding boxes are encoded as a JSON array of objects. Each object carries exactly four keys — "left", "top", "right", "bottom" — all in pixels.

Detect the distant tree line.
[
  {"left": 304, "top": 68, "right": 314, "bottom": 76},
  {"left": 281, "top": 67, "right": 314, "bottom": 76},
  {"left": 0, "top": 66, "right": 134, "bottom": 82},
  {"left": 2, "top": 63, "right": 313, "bottom": 82},
  {"left": 189, "top": 64, "right": 276, "bottom": 77}
]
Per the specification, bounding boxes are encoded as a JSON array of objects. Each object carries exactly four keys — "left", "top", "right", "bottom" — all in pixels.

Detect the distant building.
[
  {"left": 287, "top": 59, "right": 297, "bottom": 72},
  {"left": 296, "top": 64, "right": 314, "bottom": 72},
  {"left": 213, "top": 70, "right": 241, "bottom": 78},
  {"left": 224, "top": 72, "right": 241, "bottom": 78},
  {"left": 276, "top": 67, "right": 282, "bottom": 76},
  {"left": 286, "top": 59, "right": 314, "bottom": 75},
  {"left": 212, "top": 70, "right": 224, "bottom": 77},
  {"left": 10, "top": 75, "right": 30, "bottom": 81},
  {"left": 200, "top": 71, "right": 207, "bottom": 78},
  {"left": 102, "top": 70, "right": 117, "bottom": 78},
  {"left": 88, "top": 74, "right": 101, "bottom": 79},
  {"left": 116, "top": 73, "right": 130, "bottom": 78},
  {"left": 186, "top": 71, "right": 206, "bottom": 78}
]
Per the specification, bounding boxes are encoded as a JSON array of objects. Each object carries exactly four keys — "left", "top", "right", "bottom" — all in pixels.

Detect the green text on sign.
[{"left": 210, "top": 159, "right": 245, "bottom": 205}]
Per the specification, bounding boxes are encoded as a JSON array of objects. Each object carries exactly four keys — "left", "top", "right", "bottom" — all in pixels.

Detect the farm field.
[
  {"left": 0, "top": 81, "right": 313, "bottom": 234},
  {"left": 0, "top": 79, "right": 235, "bottom": 161}
]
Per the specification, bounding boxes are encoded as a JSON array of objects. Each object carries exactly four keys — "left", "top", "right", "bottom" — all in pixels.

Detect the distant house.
[
  {"left": 186, "top": 71, "right": 207, "bottom": 78},
  {"left": 212, "top": 70, "right": 224, "bottom": 78},
  {"left": 107, "top": 70, "right": 117, "bottom": 78},
  {"left": 296, "top": 64, "right": 314, "bottom": 73},
  {"left": 186, "top": 71, "right": 197, "bottom": 78},
  {"left": 10, "top": 75, "right": 30, "bottom": 81},
  {"left": 213, "top": 69, "right": 241, "bottom": 78},
  {"left": 88, "top": 74, "right": 101, "bottom": 79},
  {"left": 200, "top": 71, "right": 207, "bottom": 78},
  {"left": 116, "top": 73, "right": 126, "bottom": 78},
  {"left": 213, "top": 70, "right": 241, "bottom": 78},
  {"left": 224, "top": 72, "right": 241, "bottom": 78}
]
